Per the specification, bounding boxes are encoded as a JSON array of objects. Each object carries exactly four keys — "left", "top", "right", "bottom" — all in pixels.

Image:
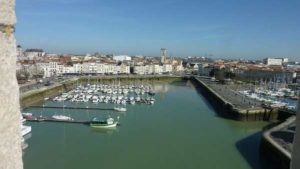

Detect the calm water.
[{"left": 23, "top": 81, "right": 272, "bottom": 169}]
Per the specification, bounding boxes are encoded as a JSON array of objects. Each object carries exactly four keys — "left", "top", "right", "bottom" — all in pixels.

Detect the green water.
[{"left": 23, "top": 81, "right": 271, "bottom": 169}]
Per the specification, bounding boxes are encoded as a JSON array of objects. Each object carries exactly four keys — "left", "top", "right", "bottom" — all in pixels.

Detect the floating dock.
[
  {"left": 23, "top": 116, "right": 90, "bottom": 124},
  {"left": 29, "top": 105, "right": 115, "bottom": 111}
]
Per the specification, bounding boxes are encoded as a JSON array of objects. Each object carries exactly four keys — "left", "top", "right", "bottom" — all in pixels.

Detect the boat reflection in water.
[{"left": 90, "top": 127, "right": 119, "bottom": 135}]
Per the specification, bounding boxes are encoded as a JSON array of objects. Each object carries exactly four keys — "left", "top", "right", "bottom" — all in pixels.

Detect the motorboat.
[{"left": 90, "top": 117, "right": 119, "bottom": 128}]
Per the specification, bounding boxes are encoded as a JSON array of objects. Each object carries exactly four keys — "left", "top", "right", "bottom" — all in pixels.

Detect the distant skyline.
[{"left": 15, "top": 0, "right": 300, "bottom": 60}]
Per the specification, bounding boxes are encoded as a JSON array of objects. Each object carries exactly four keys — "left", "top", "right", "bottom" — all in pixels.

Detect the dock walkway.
[
  {"left": 24, "top": 115, "right": 90, "bottom": 124},
  {"left": 29, "top": 105, "right": 115, "bottom": 111}
]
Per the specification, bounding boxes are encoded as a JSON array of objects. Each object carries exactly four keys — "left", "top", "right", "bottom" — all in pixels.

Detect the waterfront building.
[
  {"left": 96, "top": 63, "right": 106, "bottom": 74},
  {"left": 153, "top": 64, "right": 162, "bottom": 74},
  {"left": 236, "top": 68, "right": 296, "bottom": 83},
  {"left": 82, "top": 62, "right": 97, "bottom": 74},
  {"left": 118, "top": 63, "right": 130, "bottom": 74},
  {"left": 134, "top": 65, "right": 147, "bottom": 75},
  {"left": 162, "top": 64, "right": 173, "bottom": 73},
  {"left": 174, "top": 63, "right": 184, "bottom": 72},
  {"left": 113, "top": 55, "right": 132, "bottom": 61},
  {"left": 24, "top": 49, "right": 45, "bottom": 60},
  {"left": 263, "top": 58, "right": 288, "bottom": 66},
  {"left": 73, "top": 63, "right": 83, "bottom": 74},
  {"left": 198, "top": 63, "right": 214, "bottom": 76},
  {"left": 104, "top": 64, "right": 117, "bottom": 74},
  {"left": 63, "top": 66, "right": 75, "bottom": 74}
]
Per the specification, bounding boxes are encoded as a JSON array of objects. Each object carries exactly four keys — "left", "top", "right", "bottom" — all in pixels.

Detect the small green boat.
[{"left": 90, "top": 117, "right": 119, "bottom": 128}]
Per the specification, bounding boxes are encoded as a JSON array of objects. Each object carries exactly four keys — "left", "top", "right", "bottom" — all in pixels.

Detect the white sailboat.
[
  {"left": 20, "top": 116, "right": 31, "bottom": 137},
  {"left": 52, "top": 99, "right": 74, "bottom": 121},
  {"left": 114, "top": 107, "right": 127, "bottom": 112}
]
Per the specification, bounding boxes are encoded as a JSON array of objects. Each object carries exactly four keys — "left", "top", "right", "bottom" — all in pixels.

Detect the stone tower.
[
  {"left": 161, "top": 48, "right": 167, "bottom": 64},
  {"left": 0, "top": 0, "right": 23, "bottom": 168}
]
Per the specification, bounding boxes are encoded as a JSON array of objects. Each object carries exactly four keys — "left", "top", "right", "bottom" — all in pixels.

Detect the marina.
[
  {"left": 52, "top": 83, "right": 156, "bottom": 105},
  {"left": 29, "top": 106, "right": 116, "bottom": 111},
  {"left": 22, "top": 81, "right": 275, "bottom": 169},
  {"left": 239, "top": 88, "right": 298, "bottom": 110}
]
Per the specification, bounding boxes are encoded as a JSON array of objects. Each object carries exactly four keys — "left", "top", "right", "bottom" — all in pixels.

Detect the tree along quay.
[
  {"left": 20, "top": 75, "right": 184, "bottom": 108},
  {"left": 191, "top": 76, "right": 279, "bottom": 121}
]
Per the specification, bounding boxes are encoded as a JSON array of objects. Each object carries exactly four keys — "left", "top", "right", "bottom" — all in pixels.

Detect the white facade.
[
  {"left": 74, "top": 63, "right": 83, "bottom": 74},
  {"left": 35, "top": 61, "right": 175, "bottom": 78},
  {"left": 134, "top": 66, "right": 147, "bottom": 75},
  {"left": 63, "top": 66, "right": 75, "bottom": 74},
  {"left": 113, "top": 55, "right": 132, "bottom": 61},
  {"left": 282, "top": 58, "right": 289, "bottom": 64},
  {"left": 82, "top": 62, "right": 97, "bottom": 74},
  {"left": 264, "top": 58, "right": 284, "bottom": 66},
  {"left": 175, "top": 64, "right": 184, "bottom": 72},
  {"left": 134, "top": 64, "right": 165, "bottom": 75},
  {"left": 24, "top": 51, "right": 45, "bottom": 60},
  {"left": 118, "top": 64, "right": 130, "bottom": 74},
  {"left": 153, "top": 65, "right": 162, "bottom": 74},
  {"left": 43, "top": 62, "right": 63, "bottom": 77}
]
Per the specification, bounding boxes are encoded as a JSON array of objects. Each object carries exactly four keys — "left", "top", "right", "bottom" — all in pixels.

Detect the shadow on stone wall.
[
  {"left": 189, "top": 79, "right": 234, "bottom": 119},
  {"left": 236, "top": 132, "right": 278, "bottom": 169}
]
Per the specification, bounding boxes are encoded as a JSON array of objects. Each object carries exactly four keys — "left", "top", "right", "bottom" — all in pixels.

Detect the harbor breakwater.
[
  {"left": 191, "top": 76, "right": 296, "bottom": 168},
  {"left": 20, "top": 79, "right": 75, "bottom": 108},
  {"left": 20, "top": 75, "right": 183, "bottom": 108},
  {"left": 191, "top": 76, "right": 278, "bottom": 121},
  {"left": 260, "top": 116, "right": 295, "bottom": 169}
]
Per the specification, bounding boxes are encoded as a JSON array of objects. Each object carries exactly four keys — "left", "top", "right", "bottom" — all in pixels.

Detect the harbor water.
[{"left": 22, "top": 80, "right": 273, "bottom": 169}]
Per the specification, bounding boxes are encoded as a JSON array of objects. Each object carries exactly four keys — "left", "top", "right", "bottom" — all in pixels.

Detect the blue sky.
[{"left": 16, "top": 0, "right": 300, "bottom": 60}]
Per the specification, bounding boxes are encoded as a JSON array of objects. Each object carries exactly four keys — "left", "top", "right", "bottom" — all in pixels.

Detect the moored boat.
[
  {"left": 52, "top": 115, "right": 74, "bottom": 121},
  {"left": 21, "top": 125, "right": 31, "bottom": 136},
  {"left": 22, "top": 112, "right": 33, "bottom": 118},
  {"left": 114, "top": 107, "right": 127, "bottom": 112},
  {"left": 90, "top": 117, "right": 119, "bottom": 128}
]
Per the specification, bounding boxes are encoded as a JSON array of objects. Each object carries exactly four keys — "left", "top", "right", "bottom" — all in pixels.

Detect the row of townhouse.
[
  {"left": 40, "top": 62, "right": 131, "bottom": 78},
  {"left": 197, "top": 62, "right": 298, "bottom": 84},
  {"left": 133, "top": 64, "right": 173, "bottom": 75},
  {"left": 235, "top": 68, "right": 296, "bottom": 83}
]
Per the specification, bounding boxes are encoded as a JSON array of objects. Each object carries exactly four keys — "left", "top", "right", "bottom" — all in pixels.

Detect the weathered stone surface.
[
  {"left": 291, "top": 97, "right": 300, "bottom": 169},
  {"left": 0, "top": 0, "right": 16, "bottom": 25},
  {"left": 0, "top": 0, "right": 23, "bottom": 168}
]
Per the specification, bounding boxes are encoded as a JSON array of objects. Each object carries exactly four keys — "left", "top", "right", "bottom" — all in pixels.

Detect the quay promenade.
[
  {"left": 195, "top": 77, "right": 262, "bottom": 109},
  {"left": 192, "top": 76, "right": 277, "bottom": 121}
]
